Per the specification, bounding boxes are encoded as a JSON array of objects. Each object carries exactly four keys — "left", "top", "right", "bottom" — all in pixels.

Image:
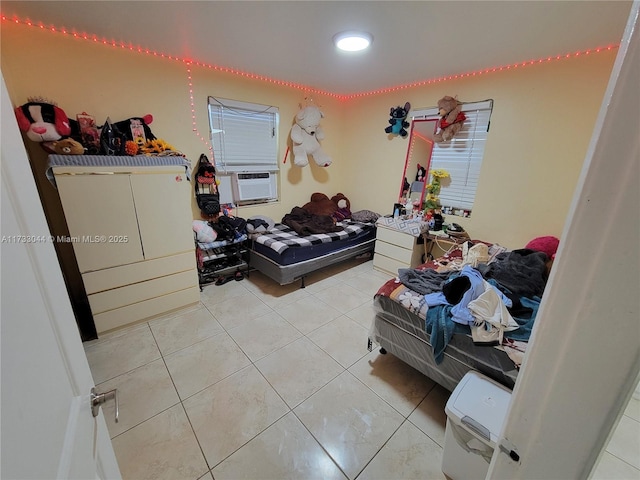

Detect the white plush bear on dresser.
[{"left": 290, "top": 105, "right": 332, "bottom": 167}]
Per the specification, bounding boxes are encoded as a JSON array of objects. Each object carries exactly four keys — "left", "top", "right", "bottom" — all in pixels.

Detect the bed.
[
  {"left": 249, "top": 219, "right": 377, "bottom": 287},
  {"left": 368, "top": 245, "right": 546, "bottom": 391}
]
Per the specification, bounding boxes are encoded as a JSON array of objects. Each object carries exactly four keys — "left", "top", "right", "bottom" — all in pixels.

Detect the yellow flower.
[
  {"left": 141, "top": 139, "right": 175, "bottom": 154},
  {"left": 430, "top": 169, "right": 450, "bottom": 179}
]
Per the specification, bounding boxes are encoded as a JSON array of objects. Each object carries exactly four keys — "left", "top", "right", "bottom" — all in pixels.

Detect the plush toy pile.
[
  {"left": 384, "top": 102, "right": 411, "bottom": 138},
  {"left": 433, "top": 96, "right": 466, "bottom": 142},
  {"left": 14, "top": 98, "right": 183, "bottom": 157},
  {"left": 290, "top": 105, "right": 332, "bottom": 167}
]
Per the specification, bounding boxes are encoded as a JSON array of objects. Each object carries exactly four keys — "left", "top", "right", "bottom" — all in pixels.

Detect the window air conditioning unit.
[{"left": 232, "top": 172, "right": 277, "bottom": 202}]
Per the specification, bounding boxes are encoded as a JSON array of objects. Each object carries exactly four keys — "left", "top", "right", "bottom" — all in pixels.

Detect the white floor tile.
[
  {"left": 255, "top": 337, "right": 344, "bottom": 408},
  {"left": 204, "top": 292, "right": 271, "bottom": 330},
  {"left": 349, "top": 350, "right": 435, "bottom": 418},
  {"left": 164, "top": 332, "right": 251, "bottom": 399},
  {"left": 307, "top": 315, "right": 371, "bottom": 368},
  {"left": 227, "top": 310, "right": 301, "bottom": 361},
  {"left": 294, "top": 371, "right": 404, "bottom": 479},
  {"left": 607, "top": 415, "right": 640, "bottom": 469},
  {"left": 592, "top": 451, "right": 640, "bottom": 480},
  {"left": 408, "top": 384, "right": 450, "bottom": 447},
  {"left": 84, "top": 323, "right": 161, "bottom": 384},
  {"left": 97, "top": 358, "right": 180, "bottom": 438},
  {"left": 358, "top": 420, "right": 446, "bottom": 480},
  {"left": 344, "top": 302, "right": 378, "bottom": 330},
  {"left": 183, "top": 365, "right": 289, "bottom": 468},
  {"left": 212, "top": 412, "right": 347, "bottom": 480},
  {"left": 277, "top": 294, "right": 342, "bottom": 334},
  {"left": 111, "top": 404, "right": 208, "bottom": 480},
  {"left": 149, "top": 306, "right": 223, "bottom": 356},
  {"left": 313, "top": 283, "right": 373, "bottom": 313}
]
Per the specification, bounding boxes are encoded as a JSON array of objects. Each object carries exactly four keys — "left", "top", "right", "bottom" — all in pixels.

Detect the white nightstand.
[{"left": 373, "top": 223, "right": 426, "bottom": 276}]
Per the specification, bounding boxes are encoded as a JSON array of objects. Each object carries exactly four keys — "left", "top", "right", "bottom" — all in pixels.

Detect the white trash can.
[{"left": 442, "top": 371, "right": 512, "bottom": 480}]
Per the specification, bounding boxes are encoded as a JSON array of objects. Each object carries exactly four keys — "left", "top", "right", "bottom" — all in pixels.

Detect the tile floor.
[{"left": 84, "top": 258, "right": 639, "bottom": 480}]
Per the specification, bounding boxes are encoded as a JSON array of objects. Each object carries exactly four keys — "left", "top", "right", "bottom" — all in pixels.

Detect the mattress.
[
  {"left": 371, "top": 294, "right": 518, "bottom": 392},
  {"left": 252, "top": 221, "right": 377, "bottom": 265},
  {"left": 249, "top": 220, "right": 376, "bottom": 286}
]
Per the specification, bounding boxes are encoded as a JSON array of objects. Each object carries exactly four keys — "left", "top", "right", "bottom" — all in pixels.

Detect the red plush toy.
[
  {"left": 525, "top": 236, "right": 560, "bottom": 260},
  {"left": 14, "top": 98, "right": 71, "bottom": 143}
]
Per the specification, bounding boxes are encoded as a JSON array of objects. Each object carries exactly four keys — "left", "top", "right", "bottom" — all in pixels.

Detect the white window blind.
[
  {"left": 412, "top": 99, "right": 493, "bottom": 212},
  {"left": 208, "top": 97, "right": 279, "bottom": 173}
]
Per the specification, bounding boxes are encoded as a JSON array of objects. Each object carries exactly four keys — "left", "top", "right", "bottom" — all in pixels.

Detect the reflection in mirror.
[{"left": 399, "top": 119, "right": 438, "bottom": 213}]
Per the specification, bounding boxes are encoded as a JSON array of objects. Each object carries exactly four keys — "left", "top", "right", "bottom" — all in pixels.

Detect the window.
[
  {"left": 412, "top": 99, "right": 493, "bottom": 216},
  {"left": 207, "top": 96, "right": 279, "bottom": 173}
]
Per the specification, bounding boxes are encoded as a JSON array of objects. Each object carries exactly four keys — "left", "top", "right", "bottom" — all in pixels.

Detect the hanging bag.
[{"left": 195, "top": 154, "right": 220, "bottom": 216}]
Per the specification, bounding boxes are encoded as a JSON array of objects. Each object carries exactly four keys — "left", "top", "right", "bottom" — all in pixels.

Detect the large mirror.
[{"left": 398, "top": 119, "right": 438, "bottom": 211}]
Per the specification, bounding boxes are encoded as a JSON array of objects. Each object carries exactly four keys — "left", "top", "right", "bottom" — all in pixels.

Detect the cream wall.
[
  {"left": 1, "top": 21, "right": 616, "bottom": 251},
  {"left": 341, "top": 52, "right": 616, "bottom": 248},
  {"left": 0, "top": 22, "right": 347, "bottom": 224}
]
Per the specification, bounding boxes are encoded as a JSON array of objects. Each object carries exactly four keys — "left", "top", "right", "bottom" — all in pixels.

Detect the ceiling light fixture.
[{"left": 333, "top": 31, "right": 373, "bottom": 52}]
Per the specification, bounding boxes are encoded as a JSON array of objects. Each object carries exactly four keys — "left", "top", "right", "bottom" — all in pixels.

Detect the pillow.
[
  {"left": 246, "top": 215, "right": 275, "bottom": 234},
  {"left": 192, "top": 220, "right": 217, "bottom": 244},
  {"left": 351, "top": 209, "right": 380, "bottom": 223}
]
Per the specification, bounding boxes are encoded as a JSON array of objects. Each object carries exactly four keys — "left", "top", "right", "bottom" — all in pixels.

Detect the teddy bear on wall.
[
  {"left": 290, "top": 105, "right": 332, "bottom": 167},
  {"left": 433, "top": 96, "right": 466, "bottom": 142},
  {"left": 385, "top": 102, "right": 411, "bottom": 138}
]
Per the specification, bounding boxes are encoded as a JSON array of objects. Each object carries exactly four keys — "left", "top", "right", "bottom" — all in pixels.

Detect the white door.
[
  {"left": 0, "top": 72, "right": 121, "bottom": 479},
  {"left": 488, "top": 4, "right": 639, "bottom": 479}
]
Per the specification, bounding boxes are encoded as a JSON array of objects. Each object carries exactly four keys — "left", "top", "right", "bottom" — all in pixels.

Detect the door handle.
[{"left": 91, "top": 387, "right": 118, "bottom": 423}]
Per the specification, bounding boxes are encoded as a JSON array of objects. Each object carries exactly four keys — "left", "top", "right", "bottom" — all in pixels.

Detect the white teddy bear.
[{"left": 290, "top": 105, "right": 332, "bottom": 167}]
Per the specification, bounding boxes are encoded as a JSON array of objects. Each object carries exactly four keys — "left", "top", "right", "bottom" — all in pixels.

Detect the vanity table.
[{"left": 373, "top": 217, "right": 429, "bottom": 276}]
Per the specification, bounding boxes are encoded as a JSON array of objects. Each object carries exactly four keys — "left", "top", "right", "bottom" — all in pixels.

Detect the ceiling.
[{"left": 1, "top": 1, "right": 633, "bottom": 96}]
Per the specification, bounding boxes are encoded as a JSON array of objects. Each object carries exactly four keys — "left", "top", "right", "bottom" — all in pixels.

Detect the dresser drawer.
[
  {"left": 82, "top": 252, "right": 196, "bottom": 294},
  {"left": 376, "top": 225, "right": 416, "bottom": 250},
  {"left": 88, "top": 269, "right": 198, "bottom": 314},
  {"left": 93, "top": 286, "right": 201, "bottom": 334},
  {"left": 374, "top": 239, "right": 413, "bottom": 264}
]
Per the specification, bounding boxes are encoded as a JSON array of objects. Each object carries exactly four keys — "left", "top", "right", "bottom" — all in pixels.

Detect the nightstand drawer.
[
  {"left": 374, "top": 239, "right": 413, "bottom": 264},
  {"left": 376, "top": 225, "right": 416, "bottom": 250},
  {"left": 373, "top": 254, "right": 408, "bottom": 276}
]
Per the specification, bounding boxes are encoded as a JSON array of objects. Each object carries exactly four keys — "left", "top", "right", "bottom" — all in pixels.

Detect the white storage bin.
[{"left": 442, "top": 371, "right": 512, "bottom": 480}]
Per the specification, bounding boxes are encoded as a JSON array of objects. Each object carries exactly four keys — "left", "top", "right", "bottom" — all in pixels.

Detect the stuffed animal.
[
  {"left": 52, "top": 138, "right": 85, "bottom": 155},
  {"left": 112, "top": 114, "right": 156, "bottom": 147},
  {"left": 433, "top": 96, "right": 466, "bottom": 142},
  {"left": 385, "top": 102, "right": 411, "bottom": 138},
  {"left": 302, "top": 193, "right": 338, "bottom": 217},
  {"left": 416, "top": 164, "right": 426, "bottom": 182},
  {"left": 14, "top": 99, "right": 71, "bottom": 143},
  {"left": 290, "top": 105, "right": 332, "bottom": 167},
  {"left": 331, "top": 193, "right": 352, "bottom": 221}
]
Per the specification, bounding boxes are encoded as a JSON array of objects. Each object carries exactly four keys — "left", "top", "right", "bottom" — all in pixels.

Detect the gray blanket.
[
  {"left": 478, "top": 249, "right": 549, "bottom": 297},
  {"left": 398, "top": 268, "right": 453, "bottom": 295}
]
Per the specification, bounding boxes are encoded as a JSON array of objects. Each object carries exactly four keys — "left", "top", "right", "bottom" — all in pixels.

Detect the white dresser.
[
  {"left": 52, "top": 161, "right": 199, "bottom": 334},
  {"left": 373, "top": 219, "right": 427, "bottom": 276}
]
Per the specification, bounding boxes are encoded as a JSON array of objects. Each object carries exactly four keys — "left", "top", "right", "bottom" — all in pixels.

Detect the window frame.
[{"left": 207, "top": 96, "right": 280, "bottom": 174}]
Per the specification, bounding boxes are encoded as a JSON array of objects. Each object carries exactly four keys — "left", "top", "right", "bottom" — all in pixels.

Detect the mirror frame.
[{"left": 398, "top": 118, "right": 439, "bottom": 210}]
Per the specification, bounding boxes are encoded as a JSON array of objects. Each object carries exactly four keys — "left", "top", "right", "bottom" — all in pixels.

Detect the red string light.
[
  {"left": 1, "top": 13, "right": 619, "bottom": 101},
  {"left": 185, "top": 63, "right": 214, "bottom": 159}
]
